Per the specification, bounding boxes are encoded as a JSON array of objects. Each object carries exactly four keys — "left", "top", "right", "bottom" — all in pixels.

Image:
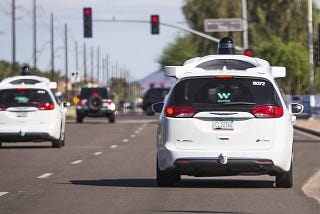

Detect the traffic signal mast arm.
[{"left": 93, "top": 17, "right": 244, "bottom": 51}]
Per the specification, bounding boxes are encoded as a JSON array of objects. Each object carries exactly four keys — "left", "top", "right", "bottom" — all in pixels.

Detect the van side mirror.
[
  {"left": 62, "top": 102, "right": 70, "bottom": 108},
  {"left": 289, "top": 103, "right": 304, "bottom": 115}
]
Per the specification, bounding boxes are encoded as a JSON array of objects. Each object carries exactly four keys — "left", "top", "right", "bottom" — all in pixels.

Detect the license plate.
[
  {"left": 16, "top": 112, "right": 28, "bottom": 118},
  {"left": 212, "top": 120, "right": 234, "bottom": 130}
]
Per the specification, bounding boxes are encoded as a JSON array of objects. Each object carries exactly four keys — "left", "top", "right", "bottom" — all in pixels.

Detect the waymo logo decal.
[{"left": 217, "top": 93, "right": 231, "bottom": 99}]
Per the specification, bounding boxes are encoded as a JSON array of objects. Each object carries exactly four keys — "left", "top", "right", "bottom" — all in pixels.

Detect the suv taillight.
[
  {"left": 252, "top": 105, "right": 283, "bottom": 118},
  {"left": 165, "top": 106, "right": 195, "bottom": 118},
  {"left": 78, "top": 99, "right": 84, "bottom": 105},
  {"left": 37, "top": 103, "right": 55, "bottom": 110},
  {"left": 106, "top": 99, "right": 112, "bottom": 105},
  {"left": 0, "top": 104, "right": 7, "bottom": 111}
]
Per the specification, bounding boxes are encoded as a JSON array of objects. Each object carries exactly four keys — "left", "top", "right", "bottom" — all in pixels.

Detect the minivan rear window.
[
  {"left": 0, "top": 89, "right": 53, "bottom": 108},
  {"left": 169, "top": 77, "right": 281, "bottom": 112}
]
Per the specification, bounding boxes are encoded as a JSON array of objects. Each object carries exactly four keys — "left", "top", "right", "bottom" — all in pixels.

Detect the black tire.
[
  {"left": 145, "top": 105, "right": 154, "bottom": 116},
  {"left": 0, "top": 142, "right": 2, "bottom": 148},
  {"left": 109, "top": 112, "right": 115, "bottom": 123},
  {"left": 88, "top": 96, "right": 103, "bottom": 111},
  {"left": 276, "top": 162, "right": 293, "bottom": 188},
  {"left": 52, "top": 139, "right": 62, "bottom": 148},
  {"left": 76, "top": 114, "right": 84, "bottom": 123},
  {"left": 156, "top": 160, "right": 180, "bottom": 187}
]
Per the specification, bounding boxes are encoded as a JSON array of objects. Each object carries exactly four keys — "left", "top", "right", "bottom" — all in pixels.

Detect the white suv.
[
  {"left": 0, "top": 75, "right": 69, "bottom": 148},
  {"left": 153, "top": 55, "right": 303, "bottom": 188}
]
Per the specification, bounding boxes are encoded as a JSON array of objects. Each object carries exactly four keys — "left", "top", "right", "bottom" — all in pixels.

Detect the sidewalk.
[{"left": 294, "top": 118, "right": 320, "bottom": 137}]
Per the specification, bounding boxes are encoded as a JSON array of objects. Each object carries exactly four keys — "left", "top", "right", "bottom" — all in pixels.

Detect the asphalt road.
[{"left": 0, "top": 113, "right": 319, "bottom": 214}]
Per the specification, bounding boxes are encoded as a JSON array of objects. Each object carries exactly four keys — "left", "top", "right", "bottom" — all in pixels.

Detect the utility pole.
[
  {"left": 12, "top": 0, "right": 16, "bottom": 73},
  {"left": 65, "top": 23, "right": 69, "bottom": 100},
  {"left": 84, "top": 42, "right": 87, "bottom": 84},
  {"left": 106, "top": 55, "right": 109, "bottom": 86},
  {"left": 308, "top": 0, "right": 314, "bottom": 96},
  {"left": 91, "top": 45, "right": 94, "bottom": 84},
  {"left": 51, "top": 13, "right": 54, "bottom": 80},
  {"left": 97, "top": 46, "right": 100, "bottom": 84},
  {"left": 33, "top": 0, "right": 37, "bottom": 71},
  {"left": 242, "top": 0, "right": 248, "bottom": 49},
  {"left": 75, "top": 41, "right": 79, "bottom": 74}
]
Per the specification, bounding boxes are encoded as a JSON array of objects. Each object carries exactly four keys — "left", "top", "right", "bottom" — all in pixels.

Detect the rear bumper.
[
  {"left": 0, "top": 132, "right": 56, "bottom": 142},
  {"left": 172, "top": 158, "right": 275, "bottom": 177},
  {"left": 76, "top": 108, "right": 114, "bottom": 117}
]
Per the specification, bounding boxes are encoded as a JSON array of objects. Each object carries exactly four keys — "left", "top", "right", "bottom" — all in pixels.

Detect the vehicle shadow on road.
[{"left": 69, "top": 178, "right": 275, "bottom": 188}]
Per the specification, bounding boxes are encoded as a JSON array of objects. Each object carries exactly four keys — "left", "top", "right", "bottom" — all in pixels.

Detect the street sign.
[{"left": 204, "top": 18, "right": 242, "bottom": 32}]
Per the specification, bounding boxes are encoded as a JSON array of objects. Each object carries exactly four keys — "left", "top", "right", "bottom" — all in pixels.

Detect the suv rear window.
[
  {"left": 79, "top": 88, "right": 109, "bottom": 99},
  {"left": 169, "top": 77, "right": 281, "bottom": 112},
  {"left": 144, "top": 88, "right": 170, "bottom": 99},
  {"left": 0, "top": 89, "right": 53, "bottom": 108}
]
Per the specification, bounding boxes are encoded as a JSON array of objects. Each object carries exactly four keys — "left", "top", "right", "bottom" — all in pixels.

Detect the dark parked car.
[
  {"left": 142, "top": 87, "right": 170, "bottom": 115},
  {"left": 76, "top": 87, "right": 116, "bottom": 123}
]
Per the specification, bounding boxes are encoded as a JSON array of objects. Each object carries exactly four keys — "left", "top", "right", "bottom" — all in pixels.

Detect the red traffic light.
[
  {"left": 244, "top": 49, "right": 253, "bottom": 57},
  {"left": 151, "top": 15, "right": 159, "bottom": 23},
  {"left": 151, "top": 15, "right": 159, "bottom": 35},
  {"left": 83, "top": 7, "right": 92, "bottom": 38},
  {"left": 84, "top": 8, "right": 91, "bottom": 15}
]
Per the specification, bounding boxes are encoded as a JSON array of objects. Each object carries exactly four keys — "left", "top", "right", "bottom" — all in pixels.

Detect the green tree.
[
  {"left": 255, "top": 37, "right": 309, "bottom": 95},
  {"left": 159, "top": 0, "right": 318, "bottom": 94},
  {"left": 158, "top": 35, "right": 198, "bottom": 66}
]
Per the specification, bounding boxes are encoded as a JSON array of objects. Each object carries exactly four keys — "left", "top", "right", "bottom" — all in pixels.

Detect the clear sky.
[{"left": 0, "top": 0, "right": 187, "bottom": 81}]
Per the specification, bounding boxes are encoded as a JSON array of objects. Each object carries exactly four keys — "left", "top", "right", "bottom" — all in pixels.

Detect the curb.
[{"left": 294, "top": 125, "right": 320, "bottom": 137}]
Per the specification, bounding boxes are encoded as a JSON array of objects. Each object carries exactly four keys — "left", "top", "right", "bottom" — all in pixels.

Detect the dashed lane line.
[
  {"left": 130, "top": 134, "right": 136, "bottom": 138},
  {"left": 0, "top": 192, "right": 9, "bottom": 197},
  {"left": 37, "top": 173, "right": 53, "bottom": 179},
  {"left": 110, "top": 145, "right": 118, "bottom": 149},
  {"left": 123, "top": 139, "right": 129, "bottom": 143},
  {"left": 71, "top": 160, "right": 83, "bottom": 165},
  {"left": 94, "top": 152, "right": 102, "bottom": 156},
  {"left": 302, "top": 170, "right": 320, "bottom": 204}
]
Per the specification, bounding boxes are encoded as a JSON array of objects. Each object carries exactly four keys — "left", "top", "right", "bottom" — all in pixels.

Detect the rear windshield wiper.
[{"left": 222, "top": 102, "right": 256, "bottom": 106}]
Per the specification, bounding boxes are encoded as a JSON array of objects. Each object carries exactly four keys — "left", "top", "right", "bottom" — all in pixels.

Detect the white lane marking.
[
  {"left": 134, "top": 130, "right": 140, "bottom": 134},
  {"left": 130, "top": 134, "right": 136, "bottom": 138},
  {"left": 302, "top": 170, "right": 320, "bottom": 204},
  {"left": 0, "top": 192, "right": 9, "bottom": 197},
  {"left": 110, "top": 145, "right": 118, "bottom": 149},
  {"left": 123, "top": 139, "right": 129, "bottom": 143},
  {"left": 94, "top": 152, "right": 102, "bottom": 156},
  {"left": 71, "top": 160, "right": 83, "bottom": 165},
  {"left": 37, "top": 173, "right": 53, "bottom": 179}
]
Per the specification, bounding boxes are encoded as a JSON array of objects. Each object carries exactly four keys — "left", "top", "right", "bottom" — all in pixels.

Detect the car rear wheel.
[
  {"left": 156, "top": 160, "right": 180, "bottom": 187},
  {"left": 145, "top": 105, "right": 154, "bottom": 116},
  {"left": 108, "top": 112, "right": 115, "bottom": 123},
  {"left": 275, "top": 161, "right": 293, "bottom": 188},
  {"left": 76, "top": 114, "right": 84, "bottom": 123},
  {"left": 52, "top": 139, "right": 62, "bottom": 148}
]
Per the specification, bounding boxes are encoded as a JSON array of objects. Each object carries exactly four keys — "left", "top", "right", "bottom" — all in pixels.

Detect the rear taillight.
[
  {"left": 0, "top": 104, "right": 7, "bottom": 111},
  {"left": 37, "top": 103, "right": 55, "bottom": 110},
  {"left": 106, "top": 99, "right": 112, "bottom": 105},
  {"left": 78, "top": 99, "right": 84, "bottom": 105},
  {"left": 165, "top": 106, "right": 195, "bottom": 118},
  {"left": 252, "top": 105, "right": 283, "bottom": 118}
]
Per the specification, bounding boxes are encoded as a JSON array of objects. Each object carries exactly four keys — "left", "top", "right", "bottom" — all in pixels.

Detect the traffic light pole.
[{"left": 93, "top": 18, "right": 244, "bottom": 51}]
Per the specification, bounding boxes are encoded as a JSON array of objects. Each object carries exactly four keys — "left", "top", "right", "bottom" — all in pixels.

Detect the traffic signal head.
[
  {"left": 83, "top": 8, "right": 92, "bottom": 38},
  {"left": 244, "top": 49, "right": 253, "bottom": 57},
  {"left": 151, "top": 15, "right": 159, "bottom": 35}
]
